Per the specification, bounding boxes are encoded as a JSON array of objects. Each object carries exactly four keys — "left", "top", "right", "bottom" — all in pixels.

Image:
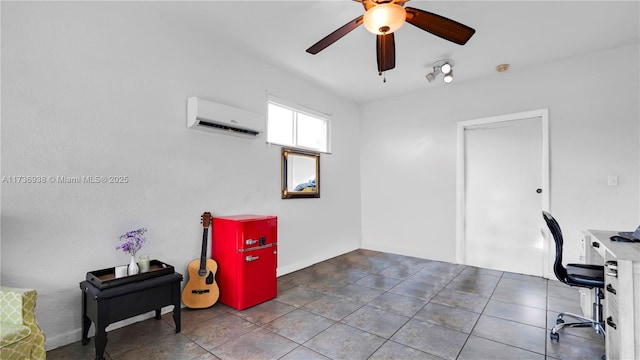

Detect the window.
[{"left": 267, "top": 97, "right": 330, "bottom": 153}]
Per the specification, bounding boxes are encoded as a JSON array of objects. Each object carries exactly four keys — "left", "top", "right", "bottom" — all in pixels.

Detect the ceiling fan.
[{"left": 306, "top": 0, "right": 475, "bottom": 76}]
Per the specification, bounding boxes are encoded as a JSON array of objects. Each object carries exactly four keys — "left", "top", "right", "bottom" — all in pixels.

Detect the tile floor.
[{"left": 48, "top": 249, "right": 605, "bottom": 359}]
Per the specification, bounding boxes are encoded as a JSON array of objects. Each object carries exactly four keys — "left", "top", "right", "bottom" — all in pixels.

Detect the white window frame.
[{"left": 266, "top": 95, "right": 331, "bottom": 154}]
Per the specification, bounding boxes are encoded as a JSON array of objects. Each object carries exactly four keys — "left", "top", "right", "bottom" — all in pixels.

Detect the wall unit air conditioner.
[{"left": 187, "top": 97, "right": 263, "bottom": 139}]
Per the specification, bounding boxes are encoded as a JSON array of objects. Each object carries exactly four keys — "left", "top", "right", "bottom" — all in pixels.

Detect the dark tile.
[
  {"left": 502, "top": 272, "right": 548, "bottom": 284},
  {"left": 114, "top": 333, "right": 218, "bottom": 360},
  {"left": 411, "top": 267, "right": 458, "bottom": 284},
  {"left": 404, "top": 272, "right": 452, "bottom": 290},
  {"left": 47, "top": 250, "right": 601, "bottom": 360},
  {"left": 304, "top": 323, "right": 386, "bottom": 360},
  {"left": 453, "top": 273, "right": 502, "bottom": 286},
  {"left": 177, "top": 304, "right": 228, "bottom": 329},
  {"left": 445, "top": 276, "right": 498, "bottom": 297},
  {"left": 277, "top": 278, "right": 298, "bottom": 293},
  {"left": 341, "top": 305, "right": 410, "bottom": 338},
  {"left": 471, "top": 315, "right": 546, "bottom": 354},
  {"left": 47, "top": 341, "right": 114, "bottom": 360},
  {"left": 368, "top": 340, "right": 442, "bottom": 360},
  {"left": 355, "top": 274, "right": 402, "bottom": 291},
  {"left": 368, "top": 292, "right": 428, "bottom": 317},
  {"left": 483, "top": 299, "right": 547, "bottom": 328},
  {"left": 301, "top": 276, "right": 349, "bottom": 293},
  {"left": 546, "top": 331, "right": 605, "bottom": 359},
  {"left": 458, "top": 335, "right": 545, "bottom": 360},
  {"left": 230, "top": 299, "right": 296, "bottom": 325},
  {"left": 281, "top": 270, "right": 321, "bottom": 286},
  {"left": 264, "top": 309, "right": 334, "bottom": 344},
  {"left": 388, "top": 280, "right": 440, "bottom": 300},
  {"left": 391, "top": 318, "right": 468, "bottom": 360},
  {"left": 308, "top": 261, "right": 347, "bottom": 276},
  {"left": 377, "top": 263, "right": 423, "bottom": 280},
  {"left": 547, "top": 283, "right": 581, "bottom": 300},
  {"left": 279, "top": 346, "right": 330, "bottom": 360},
  {"left": 546, "top": 293, "right": 583, "bottom": 315},
  {"left": 497, "top": 277, "right": 547, "bottom": 295},
  {"left": 414, "top": 302, "right": 480, "bottom": 333},
  {"left": 459, "top": 266, "right": 504, "bottom": 278},
  {"left": 420, "top": 261, "right": 466, "bottom": 278},
  {"left": 491, "top": 285, "right": 547, "bottom": 309},
  {"left": 545, "top": 310, "right": 605, "bottom": 342},
  {"left": 103, "top": 317, "right": 175, "bottom": 357},
  {"left": 211, "top": 327, "right": 298, "bottom": 360},
  {"left": 276, "top": 286, "right": 326, "bottom": 307},
  {"left": 303, "top": 294, "right": 365, "bottom": 321},
  {"left": 349, "top": 256, "right": 394, "bottom": 273},
  {"left": 431, "top": 289, "right": 489, "bottom": 313},
  {"left": 184, "top": 312, "right": 258, "bottom": 351},
  {"left": 328, "top": 283, "right": 384, "bottom": 303}
]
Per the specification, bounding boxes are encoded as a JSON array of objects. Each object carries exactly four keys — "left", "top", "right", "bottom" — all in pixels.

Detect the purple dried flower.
[{"left": 116, "top": 227, "right": 147, "bottom": 256}]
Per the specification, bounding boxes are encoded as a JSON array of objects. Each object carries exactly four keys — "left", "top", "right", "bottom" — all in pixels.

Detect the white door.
[{"left": 457, "top": 110, "right": 549, "bottom": 277}]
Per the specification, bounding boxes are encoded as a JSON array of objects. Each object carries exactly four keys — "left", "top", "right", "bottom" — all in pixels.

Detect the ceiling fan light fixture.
[{"left": 363, "top": 3, "right": 407, "bottom": 35}]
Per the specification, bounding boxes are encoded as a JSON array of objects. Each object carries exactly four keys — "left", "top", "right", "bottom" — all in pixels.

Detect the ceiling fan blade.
[
  {"left": 405, "top": 7, "right": 475, "bottom": 45},
  {"left": 376, "top": 33, "right": 395, "bottom": 74},
  {"left": 306, "top": 15, "right": 364, "bottom": 54}
]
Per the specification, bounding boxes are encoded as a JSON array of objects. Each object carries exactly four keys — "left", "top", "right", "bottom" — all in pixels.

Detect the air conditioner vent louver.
[
  {"left": 187, "top": 97, "right": 263, "bottom": 139},
  {"left": 196, "top": 118, "right": 261, "bottom": 137}
]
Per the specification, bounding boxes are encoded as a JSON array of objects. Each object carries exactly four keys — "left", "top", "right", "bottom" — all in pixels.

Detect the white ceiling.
[{"left": 145, "top": 1, "right": 639, "bottom": 104}]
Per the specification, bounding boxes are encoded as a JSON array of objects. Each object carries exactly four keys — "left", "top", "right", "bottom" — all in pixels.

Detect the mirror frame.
[{"left": 281, "top": 148, "right": 320, "bottom": 199}]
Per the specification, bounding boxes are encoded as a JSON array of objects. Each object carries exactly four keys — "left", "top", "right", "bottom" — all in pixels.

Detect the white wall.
[
  {"left": 0, "top": 2, "right": 361, "bottom": 349},
  {"left": 360, "top": 44, "right": 639, "bottom": 269}
]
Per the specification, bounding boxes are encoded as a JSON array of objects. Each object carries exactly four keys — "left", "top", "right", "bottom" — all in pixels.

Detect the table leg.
[
  {"left": 173, "top": 305, "right": 181, "bottom": 333},
  {"left": 81, "top": 291, "right": 90, "bottom": 345},
  {"left": 172, "top": 282, "right": 181, "bottom": 333},
  {"left": 94, "top": 326, "right": 107, "bottom": 360},
  {"left": 81, "top": 315, "right": 91, "bottom": 345}
]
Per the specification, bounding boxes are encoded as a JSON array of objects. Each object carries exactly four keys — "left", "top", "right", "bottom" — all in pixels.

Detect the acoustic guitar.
[{"left": 182, "top": 212, "right": 220, "bottom": 308}]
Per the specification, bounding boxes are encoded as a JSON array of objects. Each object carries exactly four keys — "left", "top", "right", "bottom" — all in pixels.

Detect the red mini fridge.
[{"left": 212, "top": 215, "right": 277, "bottom": 310}]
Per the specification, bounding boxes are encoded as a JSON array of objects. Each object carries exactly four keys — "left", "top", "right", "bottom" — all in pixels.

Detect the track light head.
[
  {"left": 426, "top": 59, "right": 455, "bottom": 84},
  {"left": 443, "top": 71, "right": 454, "bottom": 83},
  {"left": 440, "top": 62, "right": 452, "bottom": 74},
  {"left": 425, "top": 72, "right": 436, "bottom": 83}
]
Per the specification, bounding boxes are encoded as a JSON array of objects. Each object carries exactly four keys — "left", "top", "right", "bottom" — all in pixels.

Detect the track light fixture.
[{"left": 426, "top": 59, "right": 454, "bottom": 84}]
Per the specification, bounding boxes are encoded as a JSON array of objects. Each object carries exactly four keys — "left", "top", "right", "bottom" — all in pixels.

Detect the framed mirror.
[{"left": 281, "top": 148, "right": 320, "bottom": 199}]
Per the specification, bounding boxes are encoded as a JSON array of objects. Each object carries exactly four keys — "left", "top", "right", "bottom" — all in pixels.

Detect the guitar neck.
[{"left": 199, "top": 228, "right": 208, "bottom": 270}]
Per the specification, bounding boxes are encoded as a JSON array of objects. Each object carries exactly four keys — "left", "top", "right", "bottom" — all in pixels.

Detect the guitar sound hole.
[{"left": 191, "top": 289, "right": 211, "bottom": 294}]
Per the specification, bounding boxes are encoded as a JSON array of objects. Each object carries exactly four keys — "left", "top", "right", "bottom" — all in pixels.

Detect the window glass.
[
  {"left": 267, "top": 99, "right": 330, "bottom": 153},
  {"left": 267, "top": 103, "right": 294, "bottom": 146},
  {"left": 297, "top": 113, "right": 326, "bottom": 152}
]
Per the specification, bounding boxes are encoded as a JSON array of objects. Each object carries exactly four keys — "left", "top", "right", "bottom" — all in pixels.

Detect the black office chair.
[{"left": 542, "top": 211, "right": 605, "bottom": 340}]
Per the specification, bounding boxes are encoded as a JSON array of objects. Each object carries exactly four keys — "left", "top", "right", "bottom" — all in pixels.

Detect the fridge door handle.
[{"left": 245, "top": 255, "right": 259, "bottom": 262}]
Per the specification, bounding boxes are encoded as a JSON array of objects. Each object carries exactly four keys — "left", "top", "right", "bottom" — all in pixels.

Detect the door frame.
[{"left": 455, "top": 109, "right": 550, "bottom": 278}]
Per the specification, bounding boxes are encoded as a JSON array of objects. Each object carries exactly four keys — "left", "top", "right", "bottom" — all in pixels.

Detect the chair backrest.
[{"left": 542, "top": 211, "right": 568, "bottom": 283}]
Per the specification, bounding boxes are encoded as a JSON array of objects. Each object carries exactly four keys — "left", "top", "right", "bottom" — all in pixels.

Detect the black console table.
[{"left": 79, "top": 272, "right": 183, "bottom": 360}]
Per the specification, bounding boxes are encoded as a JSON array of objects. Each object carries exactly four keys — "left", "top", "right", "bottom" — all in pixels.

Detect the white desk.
[{"left": 583, "top": 230, "right": 640, "bottom": 359}]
